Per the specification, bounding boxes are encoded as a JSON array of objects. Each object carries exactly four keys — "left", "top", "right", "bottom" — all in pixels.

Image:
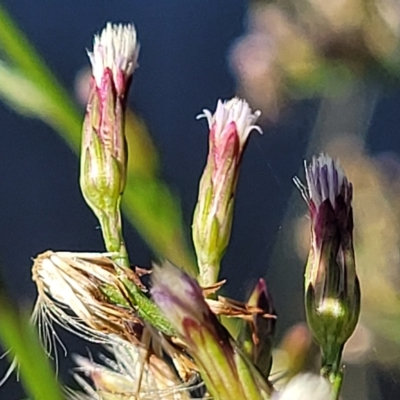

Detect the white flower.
[
  {"left": 197, "top": 97, "right": 262, "bottom": 148},
  {"left": 296, "top": 154, "right": 351, "bottom": 209},
  {"left": 88, "top": 22, "right": 139, "bottom": 88},
  {"left": 273, "top": 373, "right": 332, "bottom": 400}
]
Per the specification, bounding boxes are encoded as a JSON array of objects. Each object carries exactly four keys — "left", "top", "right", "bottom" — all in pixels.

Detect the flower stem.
[
  {"left": 98, "top": 208, "right": 129, "bottom": 268},
  {"left": 330, "top": 369, "right": 344, "bottom": 400},
  {"left": 321, "top": 345, "right": 344, "bottom": 400}
]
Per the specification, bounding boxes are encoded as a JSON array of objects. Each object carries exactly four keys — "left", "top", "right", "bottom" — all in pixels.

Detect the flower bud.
[
  {"left": 294, "top": 154, "right": 361, "bottom": 372},
  {"left": 151, "top": 262, "right": 271, "bottom": 400},
  {"left": 193, "top": 98, "right": 261, "bottom": 286},
  {"left": 80, "top": 23, "right": 138, "bottom": 254}
]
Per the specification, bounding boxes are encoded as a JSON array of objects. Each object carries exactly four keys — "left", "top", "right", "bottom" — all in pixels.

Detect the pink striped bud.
[
  {"left": 80, "top": 23, "right": 138, "bottom": 236},
  {"left": 295, "top": 154, "right": 360, "bottom": 375},
  {"left": 193, "top": 98, "right": 261, "bottom": 286}
]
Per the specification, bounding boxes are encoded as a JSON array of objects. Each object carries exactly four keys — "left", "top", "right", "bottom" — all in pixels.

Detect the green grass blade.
[{"left": 0, "top": 282, "right": 63, "bottom": 399}]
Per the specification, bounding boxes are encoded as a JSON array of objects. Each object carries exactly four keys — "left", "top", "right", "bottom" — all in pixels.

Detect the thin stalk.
[
  {"left": 329, "top": 369, "right": 344, "bottom": 400},
  {"left": 321, "top": 346, "right": 344, "bottom": 400},
  {"left": 98, "top": 209, "right": 129, "bottom": 268}
]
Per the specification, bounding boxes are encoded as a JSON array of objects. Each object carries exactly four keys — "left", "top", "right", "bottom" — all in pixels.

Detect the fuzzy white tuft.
[
  {"left": 272, "top": 373, "right": 332, "bottom": 400},
  {"left": 294, "top": 154, "right": 351, "bottom": 209},
  {"left": 88, "top": 22, "right": 138, "bottom": 87},
  {"left": 197, "top": 97, "right": 262, "bottom": 147}
]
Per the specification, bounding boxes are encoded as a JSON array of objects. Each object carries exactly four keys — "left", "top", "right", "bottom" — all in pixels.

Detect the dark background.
[{"left": 0, "top": 1, "right": 399, "bottom": 399}]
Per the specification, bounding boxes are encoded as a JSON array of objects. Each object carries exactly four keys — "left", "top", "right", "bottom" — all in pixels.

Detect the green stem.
[
  {"left": 98, "top": 209, "right": 129, "bottom": 268},
  {"left": 98, "top": 205, "right": 175, "bottom": 336},
  {"left": 330, "top": 369, "right": 344, "bottom": 400},
  {"left": 321, "top": 345, "right": 344, "bottom": 400}
]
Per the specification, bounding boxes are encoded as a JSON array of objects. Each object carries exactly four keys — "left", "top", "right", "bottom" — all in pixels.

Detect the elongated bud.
[
  {"left": 294, "top": 154, "right": 361, "bottom": 374},
  {"left": 193, "top": 98, "right": 261, "bottom": 286},
  {"left": 80, "top": 23, "right": 138, "bottom": 259},
  {"left": 151, "top": 262, "right": 271, "bottom": 400}
]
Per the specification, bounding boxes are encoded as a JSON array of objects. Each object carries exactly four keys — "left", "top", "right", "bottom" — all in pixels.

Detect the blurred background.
[{"left": 0, "top": 0, "right": 400, "bottom": 398}]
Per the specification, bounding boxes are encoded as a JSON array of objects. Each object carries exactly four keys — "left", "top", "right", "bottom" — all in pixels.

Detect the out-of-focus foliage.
[
  {"left": 230, "top": 0, "right": 400, "bottom": 121},
  {"left": 0, "top": 280, "right": 63, "bottom": 400}
]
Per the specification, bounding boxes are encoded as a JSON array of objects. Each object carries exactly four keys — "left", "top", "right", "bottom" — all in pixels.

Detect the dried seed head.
[
  {"left": 32, "top": 251, "right": 143, "bottom": 353},
  {"left": 69, "top": 336, "right": 197, "bottom": 399}
]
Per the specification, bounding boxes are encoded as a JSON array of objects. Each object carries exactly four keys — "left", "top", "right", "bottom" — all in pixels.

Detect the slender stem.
[
  {"left": 321, "top": 345, "right": 344, "bottom": 400},
  {"left": 199, "top": 261, "right": 221, "bottom": 289},
  {"left": 98, "top": 209, "right": 129, "bottom": 268},
  {"left": 330, "top": 369, "right": 344, "bottom": 400},
  {"left": 98, "top": 204, "right": 176, "bottom": 335}
]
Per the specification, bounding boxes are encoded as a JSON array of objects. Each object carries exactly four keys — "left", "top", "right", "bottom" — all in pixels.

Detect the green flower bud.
[
  {"left": 151, "top": 262, "right": 271, "bottom": 400},
  {"left": 80, "top": 23, "right": 138, "bottom": 261},
  {"left": 295, "top": 154, "right": 361, "bottom": 373},
  {"left": 193, "top": 98, "right": 261, "bottom": 286}
]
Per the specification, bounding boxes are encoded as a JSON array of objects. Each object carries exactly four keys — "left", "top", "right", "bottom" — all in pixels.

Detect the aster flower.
[
  {"left": 151, "top": 262, "right": 271, "bottom": 400},
  {"left": 80, "top": 23, "right": 138, "bottom": 265},
  {"left": 272, "top": 373, "right": 332, "bottom": 400},
  {"left": 193, "top": 98, "right": 261, "bottom": 286},
  {"left": 294, "top": 154, "right": 360, "bottom": 379}
]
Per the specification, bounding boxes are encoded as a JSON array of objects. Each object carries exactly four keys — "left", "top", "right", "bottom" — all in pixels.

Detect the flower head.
[
  {"left": 294, "top": 154, "right": 360, "bottom": 373},
  {"left": 193, "top": 98, "right": 261, "bottom": 286},
  {"left": 88, "top": 22, "right": 138, "bottom": 96},
  {"left": 31, "top": 251, "right": 144, "bottom": 351},
  {"left": 198, "top": 98, "right": 262, "bottom": 151}
]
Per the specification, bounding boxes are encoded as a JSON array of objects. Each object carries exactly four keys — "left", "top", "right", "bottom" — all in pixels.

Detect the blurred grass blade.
[
  {"left": 0, "top": 2, "right": 196, "bottom": 273},
  {"left": 124, "top": 176, "right": 196, "bottom": 273},
  {"left": 0, "top": 279, "right": 63, "bottom": 400},
  {"left": 0, "top": 2, "right": 82, "bottom": 150},
  {"left": 0, "top": 60, "right": 79, "bottom": 139}
]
